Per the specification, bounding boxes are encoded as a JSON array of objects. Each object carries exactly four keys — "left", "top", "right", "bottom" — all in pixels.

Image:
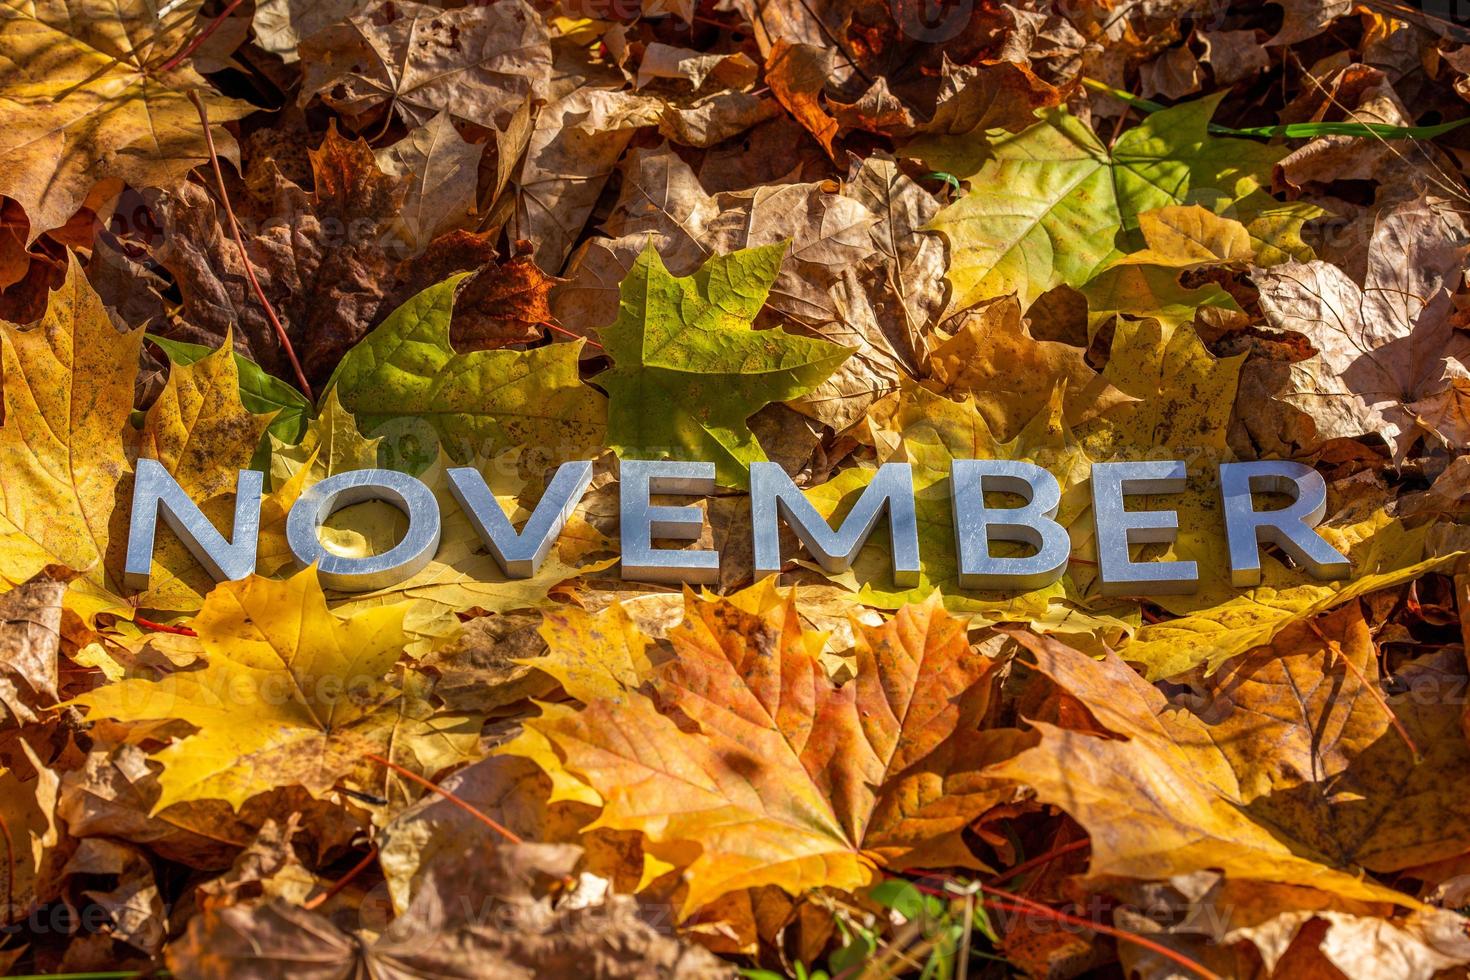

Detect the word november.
[{"left": 125, "top": 457, "right": 1350, "bottom": 596}]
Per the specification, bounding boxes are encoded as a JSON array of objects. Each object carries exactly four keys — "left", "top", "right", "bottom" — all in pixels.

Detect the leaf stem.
[
  {"left": 543, "top": 321, "right": 604, "bottom": 351},
  {"left": 188, "top": 91, "right": 316, "bottom": 403},
  {"left": 303, "top": 845, "right": 378, "bottom": 910},
  {"left": 989, "top": 837, "right": 1090, "bottom": 886},
  {"left": 134, "top": 615, "right": 199, "bottom": 637},
  {"left": 364, "top": 753, "right": 524, "bottom": 844},
  {"left": 1079, "top": 75, "right": 1470, "bottom": 140},
  {"left": 155, "top": 0, "right": 245, "bottom": 74}
]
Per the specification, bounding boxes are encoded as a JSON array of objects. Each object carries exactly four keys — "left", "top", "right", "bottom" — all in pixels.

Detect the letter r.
[{"left": 1220, "top": 461, "right": 1350, "bottom": 586}]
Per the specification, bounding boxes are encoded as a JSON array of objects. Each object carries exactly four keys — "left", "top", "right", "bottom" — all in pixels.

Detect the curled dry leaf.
[
  {"left": 168, "top": 842, "right": 731, "bottom": 979},
  {"left": 1254, "top": 198, "right": 1470, "bottom": 461},
  {"left": 0, "top": 565, "right": 71, "bottom": 723}
]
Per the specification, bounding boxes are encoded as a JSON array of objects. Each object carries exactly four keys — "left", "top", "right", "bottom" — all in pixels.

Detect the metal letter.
[
  {"left": 448, "top": 461, "right": 593, "bottom": 577},
  {"left": 1090, "top": 460, "right": 1199, "bottom": 596},
  {"left": 619, "top": 459, "right": 719, "bottom": 584},
  {"left": 951, "top": 459, "right": 1069, "bottom": 590},
  {"left": 125, "top": 458, "right": 262, "bottom": 590},
  {"left": 1220, "top": 460, "right": 1350, "bottom": 586},
  {"left": 286, "top": 469, "right": 441, "bottom": 592},
  {"left": 751, "top": 461, "right": 919, "bottom": 584}
]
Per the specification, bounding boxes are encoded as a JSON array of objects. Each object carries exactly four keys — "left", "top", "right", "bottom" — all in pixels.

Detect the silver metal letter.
[
  {"left": 125, "top": 458, "right": 262, "bottom": 590},
  {"left": 619, "top": 459, "right": 719, "bottom": 584},
  {"left": 751, "top": 461, "right": 920, "bottom": 584},
  {"left": 1090, "top": 460, "right": 1199, "bottom": 596},
  {"left": 951, "top": 459, "right": 1069, "bottom": 590},
  {"left": 286, "top": 469, "right": 441, "bottom": 592},
  {"left": 448, "top": 461, "right": 593, "bottom": 577},
  {"left": 1220, "top": 460, "right": 1350, "bottom": 586}
]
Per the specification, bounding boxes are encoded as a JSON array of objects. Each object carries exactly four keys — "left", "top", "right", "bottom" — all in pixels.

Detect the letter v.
[{"left": 448, "top": 461, "right": 594, "bottom": 577}]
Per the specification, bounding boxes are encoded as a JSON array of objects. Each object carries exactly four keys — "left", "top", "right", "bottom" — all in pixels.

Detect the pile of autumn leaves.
[{"left": 4, "top": 0, "right": 1470, "bottom": 976}]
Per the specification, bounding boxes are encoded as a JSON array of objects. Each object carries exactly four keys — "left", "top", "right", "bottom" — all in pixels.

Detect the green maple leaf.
[
  {"left": 912, "top": 94, "right": 1313, "bottom": 311},
  {"left": 327, "top": 275, "right": 606, "bottom": 477},
  {"left": 598, "top": 243, "right": 851, "bottom": 487}
]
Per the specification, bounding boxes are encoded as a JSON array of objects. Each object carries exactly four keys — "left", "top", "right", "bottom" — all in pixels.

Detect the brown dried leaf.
[{"left": 298, "top": 0, "right": 550, "bottom": 129}]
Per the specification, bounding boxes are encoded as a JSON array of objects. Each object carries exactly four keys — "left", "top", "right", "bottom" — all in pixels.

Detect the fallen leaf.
[
  {"left": 0, "top": 566, "right": 70, "bottom": 723},
  {"left": 597, "top": 243, "right": 850, "bottom": 486},
  {"left": 994, "top": 609, "right": 1470, "bottom": 906},
  {"left": 1253, "top": 198, "right": 1470, "bottom": 460},
  {"left": 374, "top": 111, "right": 485, "bottom": 254},
  {"left": 0, "top": 0, "right": 254, "bottom": 237},
  {"left": 766, "top": 41, "right": 840, "bottom": 159},
  {"left": 912, "top": 95, "right": 1309, "bottom": 310},
  {"left": 328, "top": 274, "right": 605, "bottom": 478},
  {"left": 73, "top": 566, "right": 480, "bottom": 812},
  {"left": 514, "top": 590, "right": 1012, "bottom": 916},
  {"left": 925, "top": 295, "right": 1135, "bottom": 438},
  {"left": 0, "top": 260, "right": 138, "bottom": 623},
  {"left": 148, "top": 124, "right": 408, "bottom": 385},
  {"left": 299, "top": 0, "right": 550, "bottom": 129}
]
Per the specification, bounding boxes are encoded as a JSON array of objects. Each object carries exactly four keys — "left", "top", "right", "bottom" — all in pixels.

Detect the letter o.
[{"left": 286, "top": 469, "right": 441, "bottom": 592}]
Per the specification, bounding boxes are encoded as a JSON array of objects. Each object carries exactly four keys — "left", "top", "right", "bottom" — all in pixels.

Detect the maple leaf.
[
  {"left": 513, "top": 589, "right": 1012, "bottom": 916},
  {"left": 598, "top": 243, "right": 851, "bottom": 486},
  {"left": 0, "top": 566, "right": 69, "bottom": 724},
  {"left": 147, "top": 123, "right": 407, "bottom": 384},
  {"left": 1077, "top": 205, "right": 1250, "bottom": 333},
  {"left": 0, "top": 0, "right": 254, "bottom": 238},
  {"left": 73, "top": 567, "right": 481, "bottom": 812},
  {"left": 559, "top": 145, "right": 941, "bottom": 430},
  {"left": 0, "top": 261, "right": 139, "bottom": 617},
  {"left": 923, "top": 295, "right": 1136, "bottom": 439},
  {"left": 299, "top": 0, "right": 550, "bottom": 130},
  {"left": 373, "top": 111, "right": 485, "bottom": 254},
  {"left": 328, "top": 273, "right": 606, "bottom": 479},
  {"left": 0, "top": 262, "right": 278, "bottom": 624},
  {"left": 267, "top": 388, "right": 380, "bottom": 496},
  {"left": 138, "top": 332, "right": 277, "bottom": 502},
  {"left": 148, "top": 335, "right": 312, "bottom": 447},
  {"left": 766, "top": 41, "right": 840, "bottom": 160},
  {"left": 1253, "top": 198, "right": 1470, "bottom": 461},
  {"left": 993, "top": 608, "right": 1470, "bottom": 906},
  {"left": 912, "top": 94, "right": 1312, "bottom": 310},
  {"left": 1077, "top": 317, "right": 1244, "bottom": 459}
]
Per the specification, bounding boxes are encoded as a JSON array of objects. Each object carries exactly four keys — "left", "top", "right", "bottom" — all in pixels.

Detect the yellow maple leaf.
[
  {"left": 0, "top": 261, "right": 139, "bottom": 618},
  {"left": 923, "top": 295, "right": 1136, "bottom": 440},
  {"left": 992, "top": 610, "right": 1470, "bottom": 907},
  {"left": 0, "top": 0, "right": 254, "bottom": 237},
  {"left": 0, "top": 264, "right": 280, "bottom": 622},
  {"left": 73, "top": 566, "right": 481, "bottom": 812}
]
